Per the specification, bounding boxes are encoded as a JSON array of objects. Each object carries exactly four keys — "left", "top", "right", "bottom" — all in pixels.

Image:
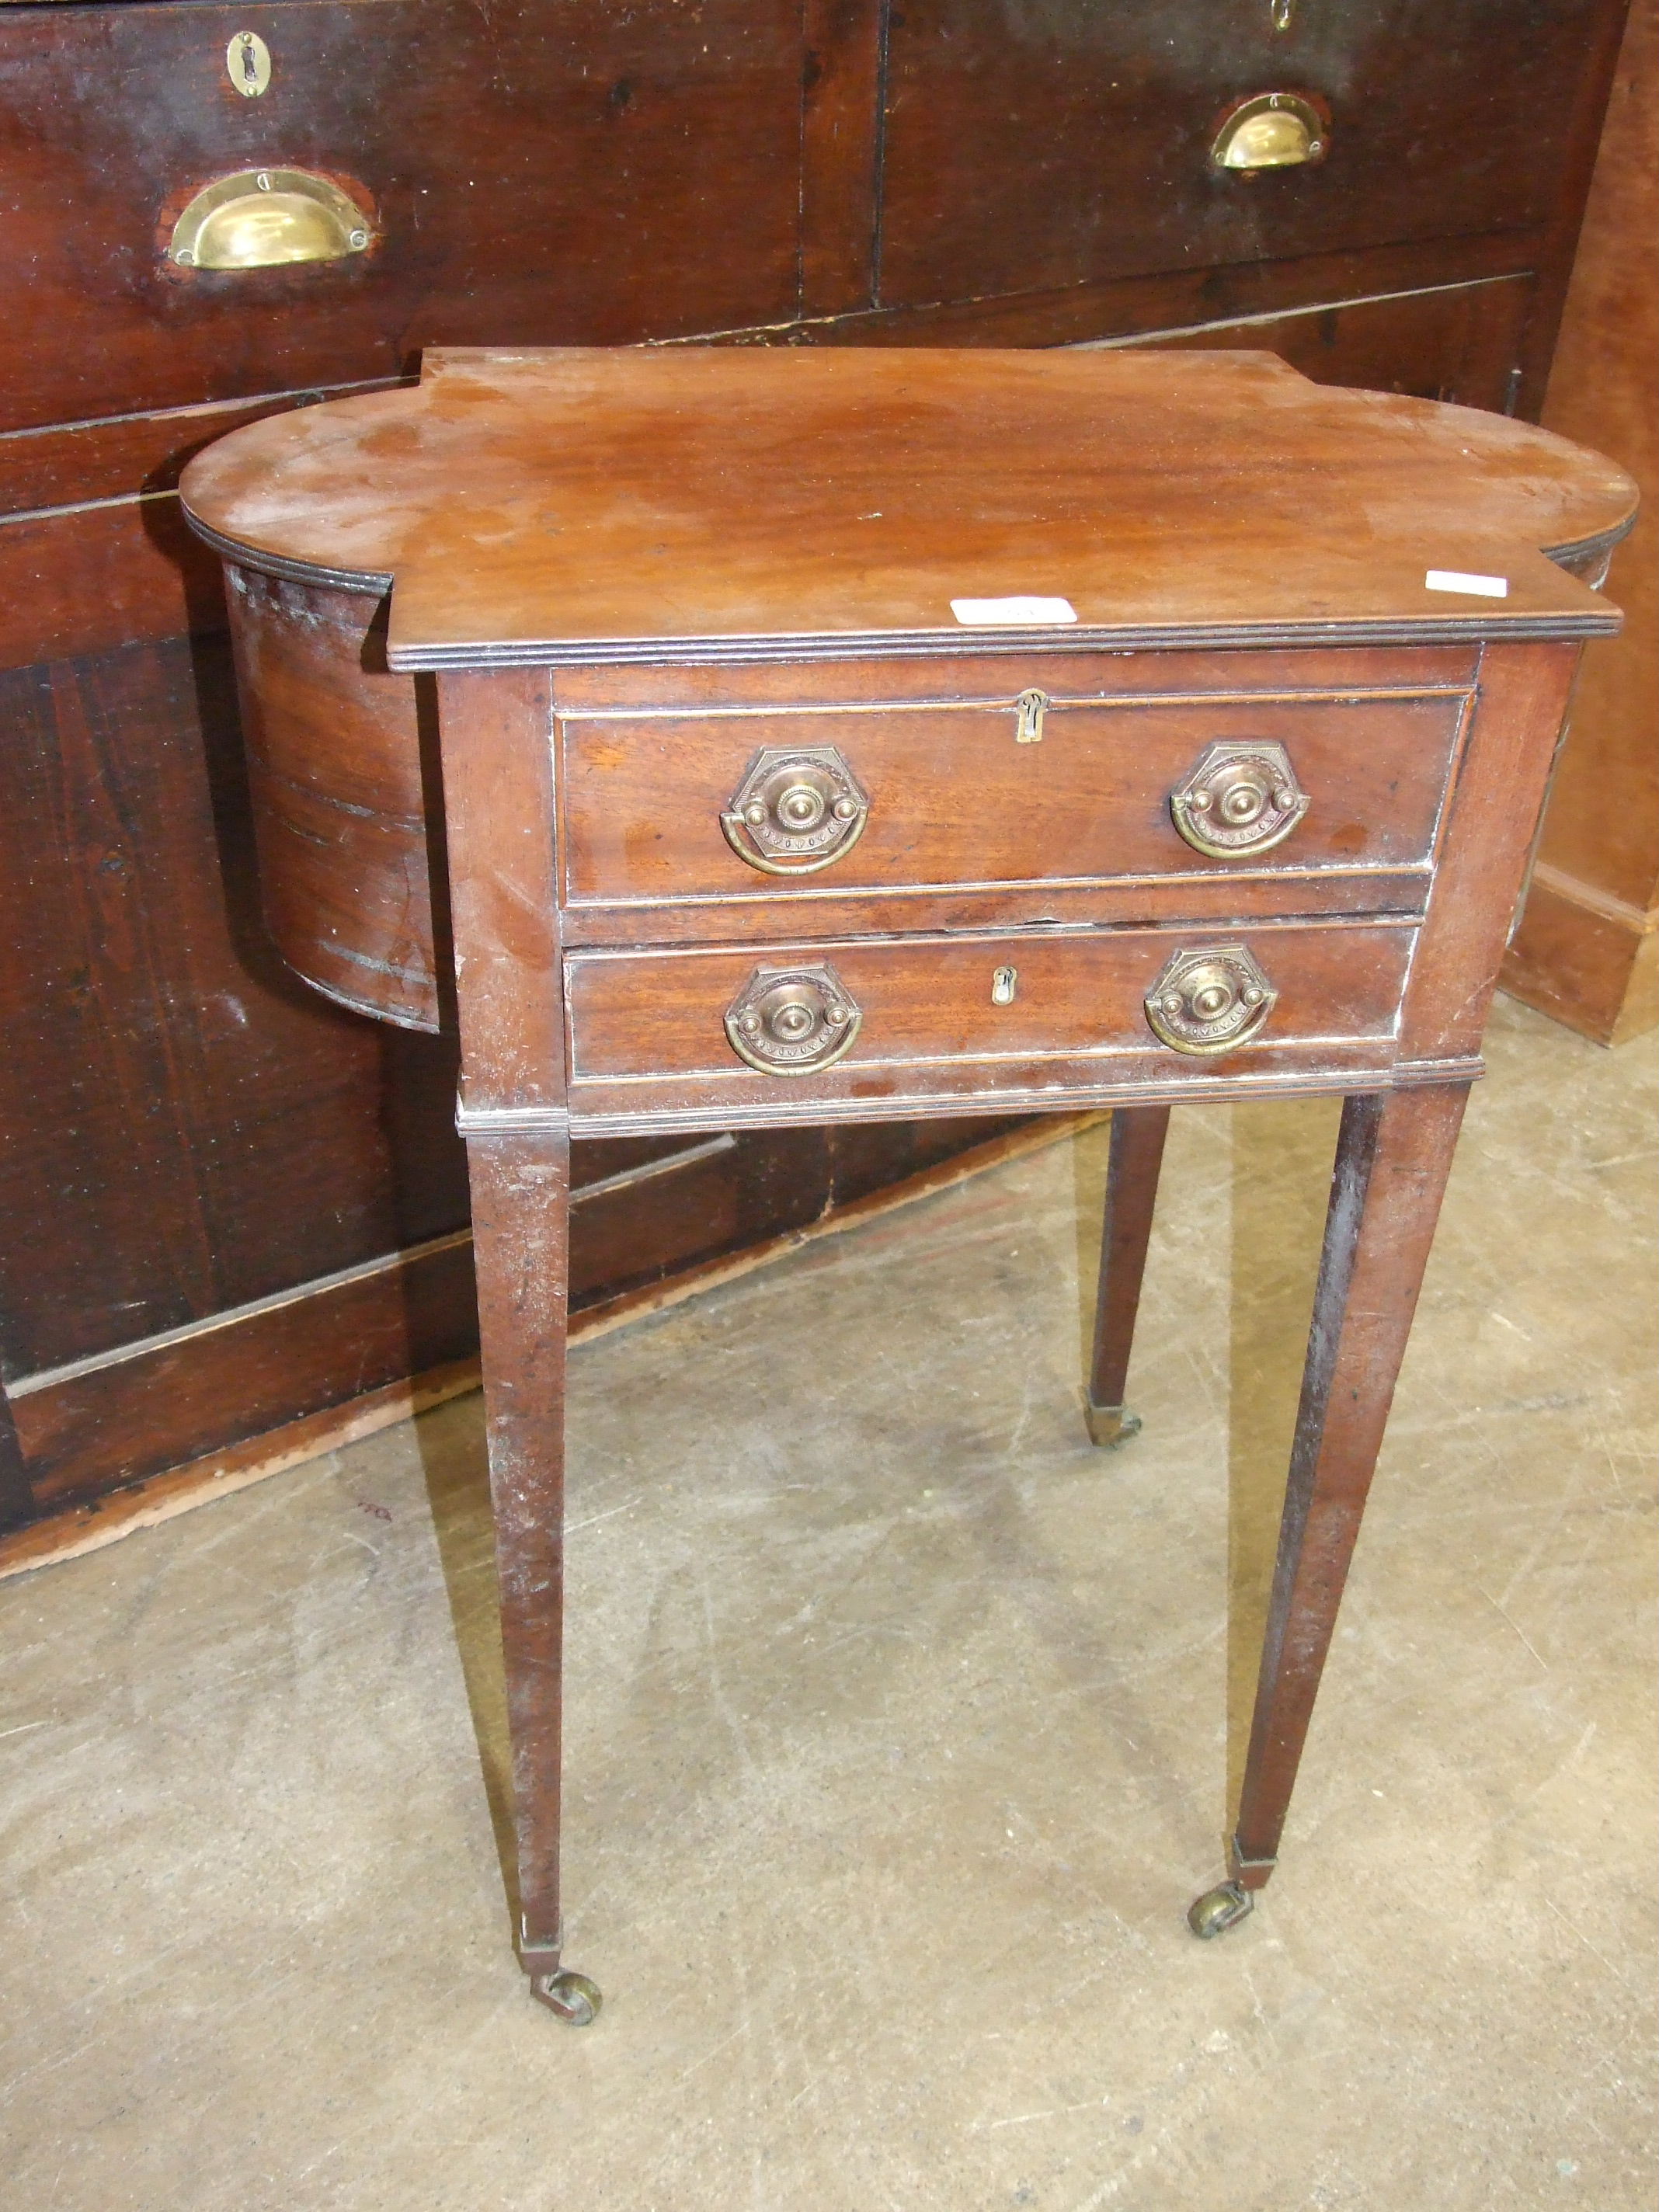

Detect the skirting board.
[
  {"left": 1503, "top": 859, "right": 1659, "bottom": 1045},
  {"left": 0, "top": 1111, "right": 1101, "bottom": 1582}
]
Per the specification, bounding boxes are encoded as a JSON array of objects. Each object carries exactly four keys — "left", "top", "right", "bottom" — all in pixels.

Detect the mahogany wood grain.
[
  {"left": 801, "top": 0, "right": 886, "bottom": 318},
  {"left": 795, "top": 232, "right": 1549, "bottom": 357},
  {"left": 225, "top": 568, "right": 439, "bottom": 1027},
  {"left": 1231, "top": 1082, "right": 1470, "bottom": 1883},
  {"left": 465, "top": 1128, "right": 572, "bottom": 1971},
  {"left": 555, "top": 643, "right": 1482, "bottom": 711},
  {"left": 196, "top": 340, "right": 1630, "bottom": 1997},
  {"left": 0, "top": 497, "right": 224, "bottom": 671},
  {"left": 0, "top": 381, "right": 405, "bottom": 519},
  {"left": 560, "top": 690, "right": 1470, "bottom": 909},
  {"left": 0, "top": 633, "right": 466, "bottom": 1379},
  {"left": 5, "top": 1, "right": 1635, "bottom": 1549},
  {"left": 563, "top": 920, "right": 1420, "bottom": 1130},
  {"left": 0, "top": 1387, "right": 30, "bottom": 1538},
  {"left": 1504, "top": 0, "right": 1659, "bottom": 1042},
  {"left": 875, "top": 0, "right": 1622, "bottom": 311},
  {"left": 1086, "top": 1106, "right": 1171, "bottom": 1438},
  {"left": 434, "top": 670, "right": 564, "bottom": 1115},
  {"left": 1103, "top": 276, "right": 1535, "bottom": 413},
  {"left": 0, "top": 0, "right": 806, "bottom": 434},
  {"left": 1399, "top": 644, "right": 1583, "bottom": 1060},
  {"left": 178, "top": 350, "right": 1631, "bottom": 668}
]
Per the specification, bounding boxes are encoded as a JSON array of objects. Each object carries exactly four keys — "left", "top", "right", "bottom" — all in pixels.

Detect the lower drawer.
[{"left": 565, "top": 920, "right": 1417, "bottom": 1125}]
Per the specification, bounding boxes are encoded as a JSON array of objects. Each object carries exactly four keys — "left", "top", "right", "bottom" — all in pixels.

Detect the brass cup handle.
[
  {"left": 1146, "top": 945, "right": 1277, "bottom": 1056},
  {"left": 169, "top": 169, "right": 374, "bottom": 270},
  {"left": 721, "top": 746, "right": 869, "bottom": 876},
  {"left": 1170, "top": 740, "right": 1309, "bottom": 857},
  {"left": 725, "top": 964, "right": 862, "bottom": 1075},
  {"left": 1210, "top": 92, "right": 1327, "bottom": 171}
]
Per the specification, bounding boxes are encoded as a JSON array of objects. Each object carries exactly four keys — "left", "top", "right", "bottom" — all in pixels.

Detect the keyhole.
[
  {"left": 1014, "top": 690, "right": 1049, "bottom": 745},
  {"left": 991, "top": 965, "right": 1018, "bottom": 1006},
  {"left": 226, "top": 30, "right": 272, "bottom": 97}
]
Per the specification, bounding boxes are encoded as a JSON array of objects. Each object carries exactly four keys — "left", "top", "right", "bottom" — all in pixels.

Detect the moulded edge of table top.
[{"left": 178, "top": 346, "right": 1639, "bottom": 670}]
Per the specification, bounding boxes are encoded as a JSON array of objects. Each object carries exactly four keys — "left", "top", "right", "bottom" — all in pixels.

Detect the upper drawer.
[
  {"left": 0, "top": 0, "right": 805, "bottom": 433},
  {"left": 877, "top": 0, "right": 1619, "bottom": 308},
  {"left": 559, "top": 687, "right": 1470, "bottom": 910}
]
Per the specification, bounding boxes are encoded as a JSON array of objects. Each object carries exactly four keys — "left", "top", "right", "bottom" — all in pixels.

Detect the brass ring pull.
[
  {"left": 1210, "top": 92, "right": 1327, "bottom": 171},
  {"left": 169, "top": 170, "right": 374, "bottom": 270},
  {"left": 721, "top": 746, "right": 869, "bottom": 876},
  {"left": 1170, "top": 739, "right": 1309, "bottom": 857},
  {"left": 1146, "top": 945, "right": 1277, "bottom": 1056},
  {"left": 725, "top": 963, "right": 862, "bottom": 1075}
]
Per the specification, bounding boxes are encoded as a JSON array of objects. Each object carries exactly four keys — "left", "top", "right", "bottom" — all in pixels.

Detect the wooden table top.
[{"left": 180, "top": 346, "right": 1636, "bottom": 670}]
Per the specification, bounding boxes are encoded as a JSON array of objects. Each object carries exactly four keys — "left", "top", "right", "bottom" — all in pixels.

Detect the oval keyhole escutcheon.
[{"left": 725, "top": 962, "right": 863, "bottom": 1074}]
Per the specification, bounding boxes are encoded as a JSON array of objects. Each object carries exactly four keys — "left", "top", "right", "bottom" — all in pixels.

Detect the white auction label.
[
  {"left": 1424, "top": 569, "right": 1508, "bottom": 598},
  {"left": 950, "top": 595, "right": 1078, "bottom": 625}
]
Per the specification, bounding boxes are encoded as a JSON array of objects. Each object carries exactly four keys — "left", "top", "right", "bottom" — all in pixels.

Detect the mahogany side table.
[{"left": 181, "top": 347, "right": 1636, "bottom": 2022}]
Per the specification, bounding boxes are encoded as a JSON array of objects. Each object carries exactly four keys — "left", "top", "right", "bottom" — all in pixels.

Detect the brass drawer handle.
[
  {"left": 1211, "top": 92, "right": 1327, "bottom": 171},
  {"left": 1170, "top": 740, "right": 1309, "bottom": 857},
  {"left": 170, "top": 170, "right": 374, "bottom": 270},
  {"left": 725, "top": 964, "right": 862, "bottom": 1074},
  {"left": 1146, "top": 945, "right": 1276, "bottom": 1055},
  {"left": 721, "top": 746, "right": 868, "bottom": 875}
]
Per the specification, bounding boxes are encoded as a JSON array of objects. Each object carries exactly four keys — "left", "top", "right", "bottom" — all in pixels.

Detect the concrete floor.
[{"left": 3, "top": 994, "right": 1654, "bottom": 2212}]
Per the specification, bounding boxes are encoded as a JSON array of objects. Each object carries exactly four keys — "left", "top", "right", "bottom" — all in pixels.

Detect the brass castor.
[
  {"left": 1187, "top": 1880, "right": 1254, "bottom": 1939},
  {"left": 1084, "top": 1399, "right": 1143, "bottom": 1449},
  {"left": 530, "top": 1968, "right": 603, "bottom": 2025}
]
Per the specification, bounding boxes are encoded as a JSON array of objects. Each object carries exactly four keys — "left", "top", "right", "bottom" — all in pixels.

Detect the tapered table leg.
[
  {"left": 1189, "top": 1082, "right": 1470, "bottom": 1937},
  {"left": 465, "top": 1125, "right": 600, "bottom": 2024},
  {"left": 1085, "top": 1104, "right": 1172, "bottom": 1446}
]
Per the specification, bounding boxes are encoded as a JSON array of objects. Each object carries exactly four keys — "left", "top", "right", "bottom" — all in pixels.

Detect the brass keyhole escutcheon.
[
  {"left": 1145, "top": 944, "right": 1277, "bottom": 1056},
  {"left": 1170, "top": 739, "right": 1308, "bottom": 858},
  {"left": 1014, "top": 689, "right": 1049, "bottom": 744},
  {"left": 991, "top": 965, "right": 1018, "bottom": 1006},
  {"left": 227, "top": 30, "right": 272, "bottom": 97},
  {"left": 722, "top": 746, "right": 869, "bottom": 875},
  {"left": 725, "top": 963, "right": 863, "bottom": 1075}
]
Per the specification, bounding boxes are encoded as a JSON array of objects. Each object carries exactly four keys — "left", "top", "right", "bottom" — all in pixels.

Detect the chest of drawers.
[{"left": 181, "top": 343, "right": 1635, "bottom": 2020}]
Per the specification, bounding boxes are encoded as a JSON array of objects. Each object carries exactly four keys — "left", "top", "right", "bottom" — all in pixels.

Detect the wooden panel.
[
  {"left": 561, "top": 691, "right": 1470, "bottom": 907},
  {"left": 0, "top": 0, "right": 806, "bottom": 434},
  {"left": 558, "top": 642, "right": 1481, "bottom": 712},
  {"left": 1107, "top": 276, "right": 1536, "bottom": 413},
  {"left": 1504, "top": 0, "right": 1659, "bottom": 1041},
  {"left": 876, "top": 0, "right": 1622, "bottom": 309},
  {"left": 566, "top": 920, "right": 1417, "bottom": 1108},
  {"left": 226, "top": 566, "right": 440, "bottom": 1027},
  {"left": 0, "top": 379, "right": 405, "bottom": 518},
  {"left": 800, "top": 0, "right": 886, "bottom": 317},
  {"left": 0, "top": 496, "right": 225, "bottom": 672},
  {"left": 178, "top": 351, "right": 1631, "bottom": 669},
  {"left": 0, "top": 631, "right": 469, "bottom": 1380}
]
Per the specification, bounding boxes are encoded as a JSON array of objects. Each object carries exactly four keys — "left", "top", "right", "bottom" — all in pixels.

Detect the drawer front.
[
  {"left": 877, "top": 0, "right": 1616, "bottom": 309},
  {"left": 561, "top": 690, "right": 1469, "bottom": 909},
  {"left": 565, "top": 921, "right": 1416, "bottom": 1121},
  {"left": 0, "top": 0, "right": 805, "bottom": 434}
]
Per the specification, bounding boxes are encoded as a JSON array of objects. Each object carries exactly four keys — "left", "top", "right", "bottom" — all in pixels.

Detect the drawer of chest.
[
  {"left": 565, "top": 921, "right": 1415, "bottom": 1115},
  {"left": 558, "top": 690, "right": 1468, "bottom": 911}
]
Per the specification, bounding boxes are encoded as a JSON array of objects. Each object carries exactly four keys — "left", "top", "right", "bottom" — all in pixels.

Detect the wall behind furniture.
[{"left": 1504, "top": 0, "right": 1658, "bottom": 1044}]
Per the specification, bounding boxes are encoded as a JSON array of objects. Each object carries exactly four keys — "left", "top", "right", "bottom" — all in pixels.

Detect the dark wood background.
[{"left": 0, "top": 0, "right": 1631, "bottom": 1537}]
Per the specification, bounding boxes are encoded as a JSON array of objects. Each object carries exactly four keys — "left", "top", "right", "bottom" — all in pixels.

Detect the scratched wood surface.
[{"left": 180, "top": 349, "right": 1636, "bottom": 665}]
